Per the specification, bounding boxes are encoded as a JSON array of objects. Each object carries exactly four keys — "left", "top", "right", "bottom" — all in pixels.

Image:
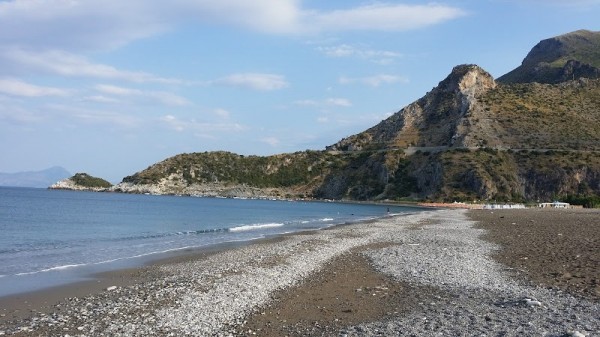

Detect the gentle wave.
[
  {"left": 229, "top": 223, "right": 285, "bottom": 232},
  {"left": 320, "top": 218, "right": 334, "bottom": 222},
  {"left": 15, "top": 263, "right": 87, "bottom": 276},
  {"left": 111, "top": 228, "right": 230, "bottom": 242},
  {"left": 9, "top": 245, "right": 204, "bottom": 277}
]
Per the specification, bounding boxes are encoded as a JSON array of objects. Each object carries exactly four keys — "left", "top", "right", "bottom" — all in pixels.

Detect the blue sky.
[{"left": 0, "top": 0, "right": 598, "bottom": 183}]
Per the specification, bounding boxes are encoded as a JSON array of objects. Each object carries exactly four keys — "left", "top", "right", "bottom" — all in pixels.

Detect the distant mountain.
[
  {"left": 498, "top": 30, "right": 600, "bottom": 84},
  {"left": 110, "top": 30, "right": 600, "bottom": 205},
  {"left": 0, "top": 166, "right": 71, "bottom": 188}
]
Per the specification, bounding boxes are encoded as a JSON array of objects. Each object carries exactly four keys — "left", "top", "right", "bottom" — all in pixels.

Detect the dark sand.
[
  {"left": 232, "top": 244, "right": 449, "bottom": 337},
  {"left": 471, "top": 208, "right": 600, "bottom": 301},
  {"left": 1, "top": 208, "right": 598, "bottom": 335}
]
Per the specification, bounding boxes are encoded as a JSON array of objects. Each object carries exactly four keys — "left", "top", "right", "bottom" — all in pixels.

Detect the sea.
[{"left": 0, "top": 187, "right": 422, "bottom": 297}]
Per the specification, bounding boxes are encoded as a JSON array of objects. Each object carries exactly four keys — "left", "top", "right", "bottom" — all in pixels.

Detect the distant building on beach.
[
  {"left": 538, "top": 201, "right": 571, "bottom": 208},
  {"left": 482, "top": 203, "right": 526, "bottom": 209}
]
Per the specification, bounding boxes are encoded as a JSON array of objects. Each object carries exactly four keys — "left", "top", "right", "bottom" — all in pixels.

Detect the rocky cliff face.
[{"left": 328, "top": 65, "right": 496, "bottom": 151}]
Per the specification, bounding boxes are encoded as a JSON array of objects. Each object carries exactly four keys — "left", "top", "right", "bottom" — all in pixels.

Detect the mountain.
[
  {"left": 112, "top": 30, "right": 600, "bottom": 206},
  {"left": 327, "top": 64, "right": 497, "bottom": 151},
  {"left": 498, "top": 30, "right": 600, "bottom": 84},
  {"left": 0, "top": 166, "right": 71, "bottom": 188},
  {"left": 321, "top": 64, "right": 600, "bottom": 201}
]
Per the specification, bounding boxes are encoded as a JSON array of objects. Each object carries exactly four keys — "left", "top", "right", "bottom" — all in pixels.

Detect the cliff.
[{"left": 327, "top": 64, "right": 497, "bottom": 151}]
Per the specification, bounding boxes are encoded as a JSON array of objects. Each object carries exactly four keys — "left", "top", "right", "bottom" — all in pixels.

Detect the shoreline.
[
  {"left": 0, "top": 198, "right": 415, "bottom": 300},
  {"left": 0, "top": 234, "right": 288, "bottom": 324},
  {"left": 1, "top": 208, "right": 598, "bottom": 336},
  {"left": 0, "top": 211, "right": 398, "bottom": 324}
]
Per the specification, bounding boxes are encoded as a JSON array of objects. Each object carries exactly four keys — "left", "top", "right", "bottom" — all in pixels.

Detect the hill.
[
  {"left": 498, "top": 30, "right": 600, "bottom": 84},
  {"left": 50, "top": 173, "right": 113, "bottom": 191},
  {"left": 112, "top": 30, "right": 600, "bottom": 206},
  {"left": 0, "top": 166, "right": 71, "bottom": 188}
]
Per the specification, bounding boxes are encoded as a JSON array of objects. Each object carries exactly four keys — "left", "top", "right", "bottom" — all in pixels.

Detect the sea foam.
[{"left": 229, "top": 223, "right": 285, "bottom": 232}]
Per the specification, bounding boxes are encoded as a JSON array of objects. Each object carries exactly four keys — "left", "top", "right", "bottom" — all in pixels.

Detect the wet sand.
[{"left": 1, "top": 208, "right": 598, "bottom": 336}]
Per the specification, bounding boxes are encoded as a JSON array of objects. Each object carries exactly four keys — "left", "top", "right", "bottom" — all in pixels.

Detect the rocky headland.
[{"left": 50, "top": 173, "right": 113, "bottom": 192}]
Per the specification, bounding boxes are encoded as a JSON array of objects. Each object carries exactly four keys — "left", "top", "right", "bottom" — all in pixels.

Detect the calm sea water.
[{"left": 0, "top": 187, "right": 422, "bottom": 296}]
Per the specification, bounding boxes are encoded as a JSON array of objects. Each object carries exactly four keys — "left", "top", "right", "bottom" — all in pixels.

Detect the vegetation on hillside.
[
  {"left": 71, "top": 173, "right": 112, "bottom": 188},
  {"left": 123, "top": 150, "right": 345, "bottom": 189},
  {"left": 475, "top": 79, "right": 600, "bottom": 150},
  {"left": 432, "top": 148, "right": 600, "bottom": 203}
]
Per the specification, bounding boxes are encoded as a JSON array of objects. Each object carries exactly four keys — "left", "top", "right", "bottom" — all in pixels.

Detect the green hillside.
[{"left": 473, "top": 79, "right": 600, "bottom": 150}]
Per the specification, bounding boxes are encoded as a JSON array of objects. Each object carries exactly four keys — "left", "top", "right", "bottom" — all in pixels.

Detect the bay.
[{"left": 0, "top": 187, "right": 421, "bottom": 296}]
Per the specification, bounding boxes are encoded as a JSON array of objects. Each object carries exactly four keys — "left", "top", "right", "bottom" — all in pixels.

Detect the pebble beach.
[{"left": 1, "top": 208, "right": 598, "bottom": 336}]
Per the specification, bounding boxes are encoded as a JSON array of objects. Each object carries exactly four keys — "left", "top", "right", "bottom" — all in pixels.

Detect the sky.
[{"left": 0, "top": 0, "right": 598, "bottom": 183}]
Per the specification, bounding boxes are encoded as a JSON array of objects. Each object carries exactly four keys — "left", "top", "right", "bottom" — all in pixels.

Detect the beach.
[{"left": 1, "top": 208, "right": 598, "bottom": 336}]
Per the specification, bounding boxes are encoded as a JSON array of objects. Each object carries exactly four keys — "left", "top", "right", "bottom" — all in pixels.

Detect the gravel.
[
  {"left": 1, "top": 209, "right": 598, "bottom": 336},
  {"left": 344, "top": 209, "right": 599, "bottom": 337}
]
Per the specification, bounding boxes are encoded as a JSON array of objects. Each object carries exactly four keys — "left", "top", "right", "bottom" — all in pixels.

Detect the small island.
[{"left": 49, "top": 173, "right": 113, "bottom": 192}]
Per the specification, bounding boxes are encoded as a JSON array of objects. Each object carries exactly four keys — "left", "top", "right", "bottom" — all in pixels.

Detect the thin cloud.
[
  {"left": 213, "top": 108, "right": 231, "bottom": 119},
  {"left": 339, "top": 74, "right": 409, "bottom": 87},
  {"left": 161, "top": 114, "right": 245, "bottom": 133},
  {"left": 319, "top": 44, "right": 401, "bottom": 58},
  {"left": 316, "top": 116, "right": 329, "bottom": 123},
  {"left": 317, "top": 44, "right": 402, "bottom": 64},
  {"left": 0, "top": 106, "right": 44, "bottom": 124},
  {"left": 83, "top": 95, "right": 120, "bottom": 104},
  {"left": 0, "top": 78, "right": 69, "bottom": 97},
  {"left": 95, "top": 84, "right": 189, "bottom": 106},
  {"left": 0, "top": 48, "right": 181, "bottom": 84},
  {"left": 47, "top": 103, "right": 140, "bottom": 128},
  {"left": 293, "top": 98, "right": 352, "bottom": 108},
  {"left": 261, "top": 137, "right": 281, "bottom": 147},
  {"left": 309, "top": 3, "right": 467, "bottom": 33},
  {"left": 96, "top": 84, "right": 142, "bottom": 96},
  {"left": 151, "top": 92, "right": 190, "bottom": 107},
  {"left": 293, "top": 99, "right": 319, "bottom": 107},
  {"left": 214, "top": 73, "right": 289, "bottom": 91},
  {"left": 325, "top": 98, "right": 352, "bottom": 107},
  {"left": 499, "top": 0, "right": 600, "bottom": 8}
]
